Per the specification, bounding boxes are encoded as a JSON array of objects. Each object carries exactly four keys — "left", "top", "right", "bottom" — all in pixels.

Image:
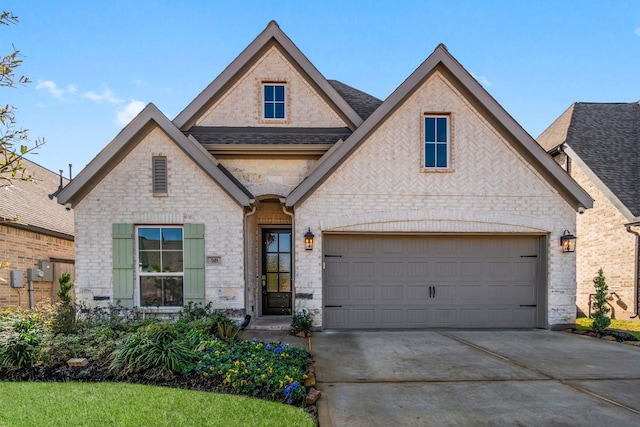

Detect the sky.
[{"left": 3, "top": 0, "right": 640, "bottom": 178}]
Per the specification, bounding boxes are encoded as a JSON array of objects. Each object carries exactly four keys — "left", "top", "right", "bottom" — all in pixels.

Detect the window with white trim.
[
  {"left": 137, "top": 226, "right": 183, "bottom": 307},
  {"left": 263, "top": 84, "right": 286, "bottom": 119},
  {"left": 424, "top": 115, "right": 449, "bottom": 169}
]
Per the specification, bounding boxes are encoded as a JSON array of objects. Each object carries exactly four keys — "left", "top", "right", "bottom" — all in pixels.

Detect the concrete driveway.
[{"left": 311, "top": 330, "right": 640, "bottom": 426}]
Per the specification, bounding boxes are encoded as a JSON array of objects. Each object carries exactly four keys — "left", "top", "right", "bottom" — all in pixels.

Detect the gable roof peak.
[
  {"left": 173, "top": 21, "right": 363, "bottom": 130},
  {"left": 435, "top": 43, "right": 448, "bottom": 52}
]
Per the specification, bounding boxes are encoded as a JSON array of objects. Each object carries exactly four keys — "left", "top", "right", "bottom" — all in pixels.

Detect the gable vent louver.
[{"left": 152, "top": 156, "right": 168, "bottom": 194}]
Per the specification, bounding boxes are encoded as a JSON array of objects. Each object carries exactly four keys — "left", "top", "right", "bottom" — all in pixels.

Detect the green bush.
[
  {"left": 51, "top": 273, "right": 76, "bottom": 335},
  {"left": 591, "top": 269, "right": 611, "bottom": 334},
  {"left": 109, "top": 323, "right": 200, "bottom": 376},
  {"left": 0, "top": 312, "right": 44, "bottom": 368},
  {"left": 290, "top": 308, "right": 313, "bottom": 336}
]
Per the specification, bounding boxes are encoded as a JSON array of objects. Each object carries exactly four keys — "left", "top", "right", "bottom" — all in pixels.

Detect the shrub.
[
  {"left": 591, "top": 268, "right": 611, "bottom": 334},
  {"left": 109, "top": 323, "right": 200, "bottom": 376},
  {"left": 290, "top": 308, "right": 313, "bottom": 336},
  {"left": 51, "top": 273, "right": 76, "bottom": 335},
  {"left": 0, "top": 312, "right": 44, "bottom": 368}
]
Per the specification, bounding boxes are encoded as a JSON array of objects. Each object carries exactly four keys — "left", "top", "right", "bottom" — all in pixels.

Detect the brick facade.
[
  {"left": 0, "top": 224, "right": 74, "bottom": 308},
  {"left": 294, "top": 72, "right": 578, "bottom": 329},
  {"left": 73, "top": 127, "right": 245, "bottom": 311},
  {"left": 571, "top": 164, "right": 636, "bottom": 319}
]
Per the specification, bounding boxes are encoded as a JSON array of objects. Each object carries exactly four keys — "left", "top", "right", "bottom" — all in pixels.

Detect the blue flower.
[
  {"left": 284, "top": 387, "right": 291, "bottom": 397},
  {"left": 286, "top": 399, "right": 293, "bottom": 404},
  {"left": 291, "top": 382, "right": 298, "bottom": 390},
  {"left": 266, "top": 344, "right": 272, "bottom": 350},
  {"left": 253, "top": 338, "right": 258, "bottom": 342}
]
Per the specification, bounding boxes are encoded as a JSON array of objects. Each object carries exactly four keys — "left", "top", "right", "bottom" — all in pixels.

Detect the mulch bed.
[{"left": 567, "top": 328, "right": 639, "bottom": 342}]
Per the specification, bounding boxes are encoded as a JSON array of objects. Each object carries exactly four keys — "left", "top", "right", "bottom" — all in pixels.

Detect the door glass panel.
[
  {"left": 279, "top": 233, "right": 291, "bottom": 252},
  {"left": 279, "top": 273, "right": 291, "bottom": 292},
  {"left": 279, "top": 254, "right": 291, "bottom": 273},
  {"left": 266, "top": 254, "right": 278, "bottom": 272},
  {"left": 266, "top": 273, "right": 279, "bottom": 292},
  {"left": 265, "top": 232, "right": 278, "bottom": 252}
]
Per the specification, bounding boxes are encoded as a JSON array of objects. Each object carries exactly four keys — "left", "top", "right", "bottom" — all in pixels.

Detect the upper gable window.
[
  {"left": 424, "top": 115, "right": 450, "bottom": 169},
  {"left": 263, "top": 84, "right": 286, "bottom": 119}
]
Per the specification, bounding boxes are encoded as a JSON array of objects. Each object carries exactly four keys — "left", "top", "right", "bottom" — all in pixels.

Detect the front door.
[{"left": 262, "top": 228, "right": 292, "bottom": 315}]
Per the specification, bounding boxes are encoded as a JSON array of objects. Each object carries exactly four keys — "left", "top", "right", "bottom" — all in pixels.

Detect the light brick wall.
[
  {"left": 219, "top": 158, "right": 314, "bottom": 197},
  {"left": 74, "top": 127, "right": 245, "bottom": 311},
  {"left": 0, "top": 224, "right": 74, "bottom": 308},
  {"left": 570, "top": 164, "right": 636, "bottom": 319},
  {"left": 294, "top": 71, "right": 577, "bottom": 329},
  {"left": 196, "top": 46, "right": 347, "bottom": 128}
]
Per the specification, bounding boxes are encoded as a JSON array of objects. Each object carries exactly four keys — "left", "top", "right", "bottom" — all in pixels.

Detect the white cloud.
[
  {"left": 471, "top": 73, "right": 492, "bottom": 87},
  {"left": 83, "top": 87, "right": 124, "bottom": 104},
  {"left": 36, "top": 80, "right": 76, "bottom": 100},
  {"left": 116, "top": 100, "right": 145, "bottom": 126},
  {"left": 635, "top": 27, "right": 640, "bottom": 36}
]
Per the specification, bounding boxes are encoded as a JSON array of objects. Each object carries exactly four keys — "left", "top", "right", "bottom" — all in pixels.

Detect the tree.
[
  {"left": 1, "top": 11, "right": 43, "bottom": 189},
  {"left": 1, "top": 11, "right": 43, "bottom": 270},
  {"left": 591, "top": 268, "right": 611, "bottom": 335}
]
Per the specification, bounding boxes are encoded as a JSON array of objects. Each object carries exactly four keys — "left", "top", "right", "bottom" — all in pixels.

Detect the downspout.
[
  {"left": 625, "top": 221, "right": 640, "bottom": 318},
  {"left": 280, "top": 199, "right": 295, "bottom": 313},
  {"left": 243, "top": 203, "right": 256, "bottom": 317}
]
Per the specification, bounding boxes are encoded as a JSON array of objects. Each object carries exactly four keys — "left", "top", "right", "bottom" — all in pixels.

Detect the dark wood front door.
[{"left": 262, "top": 228, "right": 292, "bottom": 315}]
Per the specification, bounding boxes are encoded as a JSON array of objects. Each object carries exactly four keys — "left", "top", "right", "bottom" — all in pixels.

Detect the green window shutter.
[
  {"left": 183, "top": 223, "right": 205, "bottom": 305},
  {"left": 112, "top": 223, "right": 134, "bottom": 308}
]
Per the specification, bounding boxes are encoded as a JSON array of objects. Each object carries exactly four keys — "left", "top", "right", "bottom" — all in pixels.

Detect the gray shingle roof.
[
  {"left": 0, "top": 158, "right": 74, "bottom": 238},
  {"left": 328, "top": 80, "right": 383, "bottom": 121},
  {"left": 538, "top": 102, "right": 640, "bottom": 218},
  {"left": 186, "top": 126, "right": 352, "bottom": 145}
]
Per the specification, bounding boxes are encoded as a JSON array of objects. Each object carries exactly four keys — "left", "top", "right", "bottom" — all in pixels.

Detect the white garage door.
[{"left": 323, "top": 235, "right": 544, "bottom": 329}]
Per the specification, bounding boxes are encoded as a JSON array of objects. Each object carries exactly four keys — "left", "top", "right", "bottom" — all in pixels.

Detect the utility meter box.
[
  {"left": 38, "top": 260, "right": 54, "bottom": 281},
  {"left": 10, "top": 270, "right": 23, "bottom": 288}
]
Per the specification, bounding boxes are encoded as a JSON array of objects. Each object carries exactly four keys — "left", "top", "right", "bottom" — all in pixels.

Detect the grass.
[
  {"left": 0, "top": 382, "right": 315, "bottom": 427},
  {"left": 575, "top": 317, "right": 640, "bottom": 340}
]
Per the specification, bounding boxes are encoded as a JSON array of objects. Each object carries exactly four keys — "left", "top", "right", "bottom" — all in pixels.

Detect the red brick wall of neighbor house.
[{"left": 0, "top": 224, "right": 75, "bottom": 308}]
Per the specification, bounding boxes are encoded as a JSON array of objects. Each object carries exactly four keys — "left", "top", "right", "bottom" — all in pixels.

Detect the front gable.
[
  {"left": 287, "top": 45, "right": 592, "bottom": 212},
  {"left": 317, "top": 70, "right": 557, "bottom": 202},
  {"left": 194, "top": 45, "right": 348, "bottom": 128},
  {"left": 174, "top": 21, "right": 362, "bottom": 131}
]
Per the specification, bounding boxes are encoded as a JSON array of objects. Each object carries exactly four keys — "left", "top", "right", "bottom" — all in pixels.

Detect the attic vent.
[{"left": 152, "top": 156, "right": 168, "bottom": 194}]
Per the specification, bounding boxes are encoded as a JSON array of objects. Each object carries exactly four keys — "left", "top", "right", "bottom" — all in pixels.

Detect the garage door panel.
[
  {"left": 382, "top": 262, "right": 404, "bottom": 278},
  {"left": 407, "top": 262, "right": 429, "bottom": 277},
  {"left": 324, "top": 235, "right": 541, "bottom": 329},
  {"left": 407, "top": 285, "right": 430, "bottom": 300},
  {"left": 381, "top": 285, "right": 404, "bottom": 300}
]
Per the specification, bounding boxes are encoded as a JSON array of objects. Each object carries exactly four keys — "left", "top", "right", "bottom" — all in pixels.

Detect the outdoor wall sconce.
[
  {"left": 560, "top": 230, "right": 577, "bottom": 253},
  {"left": 304, "top": 228, "right": 315, "bottom": 251}
]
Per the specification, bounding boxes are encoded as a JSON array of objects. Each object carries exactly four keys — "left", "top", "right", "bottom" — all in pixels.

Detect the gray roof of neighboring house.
[
  {"left": 0, "top": 158, "right": 74, "bottom": 239},
  {"left": 328, "top": 80, "right": 383, "bottom": 121},
  {"left": 186, "top": 126, "right": 352, "bottom": 145},
  {"left": 538, "top": 102, "right": 640, "bottom": 218}
]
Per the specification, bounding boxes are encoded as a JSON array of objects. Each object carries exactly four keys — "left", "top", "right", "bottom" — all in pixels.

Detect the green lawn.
[
  {"left": 575, "top": 317, "right": 640, "bottom": 339},
  {"left": 0, "top": 382, "right": 314, "bottom": 427}
]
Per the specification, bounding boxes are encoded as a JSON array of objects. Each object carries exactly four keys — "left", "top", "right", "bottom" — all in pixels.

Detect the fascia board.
[{"left": 173, "top": 21, "right": 362, "bottom": 130}]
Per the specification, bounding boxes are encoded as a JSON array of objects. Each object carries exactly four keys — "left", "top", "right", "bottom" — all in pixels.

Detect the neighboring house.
[
  {"left": 58, "top": 21, "right": 592, "bottom": 330},
  {"left": 0, "top": 158, "right": 75, "bottom": 308},
  {"left": 538, "top": 102, "right": 639, "bottom": 320}
]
